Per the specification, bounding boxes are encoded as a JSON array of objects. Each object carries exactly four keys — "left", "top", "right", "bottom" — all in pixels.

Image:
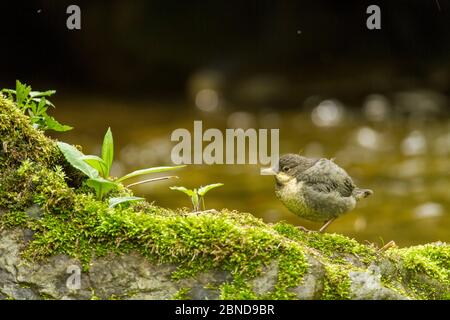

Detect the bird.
[{"left": 263, "top": 154, "right": 373, "bottom": 232}]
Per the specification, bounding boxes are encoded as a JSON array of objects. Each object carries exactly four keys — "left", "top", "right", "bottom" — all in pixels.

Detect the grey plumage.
[{"left": 272, "top": 154, "right": 373, "bottom": 227}]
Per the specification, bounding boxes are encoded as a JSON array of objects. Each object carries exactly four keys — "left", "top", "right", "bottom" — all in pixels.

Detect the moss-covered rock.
[{"left": 0, "top": 95, "right": 449, "bottom": 300}]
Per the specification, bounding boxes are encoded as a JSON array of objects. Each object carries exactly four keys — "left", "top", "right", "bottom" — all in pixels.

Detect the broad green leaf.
[
  {"left": 44, "top": 115, "right": 73, "bottom": 132},
  {"left": 198, "top": 183, "right": 224, "bottom": 196},
  {"left": 116, "top": 165, "right": 185, "bottom": 183},
  {"left": 81, "top": 155, "right": 108, "bottom": 178},
  {"left": 102, "top": 127, "right": 114, "bottom": 175},
  {"left": 109, "top": 196, "right": 145, "bottom": 208},
  {"left": 169, "top": 186, "right": 195, "bottom": 197},
  {"left": 57, "top": 142, "right": 99, "bottom": 178},
  {"left": 86, "top": 177, "right": 117, "bottom": 199}
]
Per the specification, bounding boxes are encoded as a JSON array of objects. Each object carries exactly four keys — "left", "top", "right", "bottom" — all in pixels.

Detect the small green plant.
[
  {"left": 58, "top": 127, "right": 184, "bottom": 203},
  {"left": 170, "top": 183, "right": 223, "bottom": 211},
  {"left": 1, "top": 80, "right": 72, "bottom": 132}
]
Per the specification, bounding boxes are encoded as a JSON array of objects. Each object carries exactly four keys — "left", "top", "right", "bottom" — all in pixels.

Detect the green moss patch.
[{"left": 386, "top": 243, "right": 450, "bottom": 299}]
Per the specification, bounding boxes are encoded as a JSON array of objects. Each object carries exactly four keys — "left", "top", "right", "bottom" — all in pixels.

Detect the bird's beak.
[{"left": 260, "top": 167, "right": 277, "bottom": 175}]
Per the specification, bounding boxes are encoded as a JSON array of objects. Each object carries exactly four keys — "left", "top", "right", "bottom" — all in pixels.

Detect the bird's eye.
[{"left": 282, "top": 166, "right": 289, "bottom": 172}]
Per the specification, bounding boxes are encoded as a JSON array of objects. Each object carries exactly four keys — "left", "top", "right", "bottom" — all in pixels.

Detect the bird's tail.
[{"left": 353, "top": 188, "right": 373, "bottom": 200}]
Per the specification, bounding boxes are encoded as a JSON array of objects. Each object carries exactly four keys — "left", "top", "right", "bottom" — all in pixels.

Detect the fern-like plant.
[{"left": 170, "top": 183, "right": 223, "bottom": 211}]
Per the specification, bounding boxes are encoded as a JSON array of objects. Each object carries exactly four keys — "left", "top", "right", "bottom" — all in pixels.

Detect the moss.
[
  {"left": 273, "top": 222, "right": 376, "bottom": 264},
  {"left": 268, "top": 245, "right": 309, "bottom": 299},
  {"left": 219, "top": 277, "right": 258, "bottom": 300},
  {"left": 272, "top": 222, "right": 375, "bottom": 300},
  {"left": 321, "top": 264, "right": 351, "bottom": 300},
  {"left": 0, "top": 95, "right": 58, "bottom": 169},
  {"left": 0, "top": 210, "right": 28, "bottom": 228},
  {"left": 171, "top": 287, "right": 192, "bottom": 300},
  {"left": 386, "top": 244, "right": 450, "bottom": 299},
  {"left": 90, "top": 290, "right": 101, "bottom": 300}
]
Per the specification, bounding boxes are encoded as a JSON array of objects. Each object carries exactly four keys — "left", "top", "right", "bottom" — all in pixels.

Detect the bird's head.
[{"left": 262, "top": 153, "right": 317, "bottom": 186}]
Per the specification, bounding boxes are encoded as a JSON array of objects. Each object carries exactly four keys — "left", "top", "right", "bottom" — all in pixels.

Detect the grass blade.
[
  {"left": 126, "top": 176, "right": 178, "bottom": 188},
  {"left": 102, "top": 127, "right": 114, "bottom": 175},
  {"left": 116, "top": 165, "right": 185, "bottom": 183}
]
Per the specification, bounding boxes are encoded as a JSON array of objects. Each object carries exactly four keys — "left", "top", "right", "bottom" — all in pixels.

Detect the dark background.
[{"left": 0, "top": 0, "right": 449, "bottom": 105}]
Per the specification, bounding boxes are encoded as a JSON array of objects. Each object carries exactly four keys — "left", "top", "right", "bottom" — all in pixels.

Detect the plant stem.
[{"left": 126, "top": 176, "right": 178, "bottom": 188}]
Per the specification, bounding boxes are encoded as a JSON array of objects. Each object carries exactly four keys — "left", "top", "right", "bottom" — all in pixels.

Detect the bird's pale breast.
[{"left": 275, "top": 178, "right": 355, "bottom": 222}]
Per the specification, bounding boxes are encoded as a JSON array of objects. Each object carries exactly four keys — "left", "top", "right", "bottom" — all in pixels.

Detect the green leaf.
[
  {"left": 1, "top": 88, "right": 16, "bottom": 95},
  {"left": 116, "top": 165, "right": 185, "bottom": 183},
  {"left": 102, "top": 127, "right": 114, "bottom": 176},
  {"left": 169, "top": 186, "right": 195, "bottom": 197},
  {"left": 15, "top": 80, "right": 31, "bottom": 107},
  {"left": 126, "top": 176, "right": 178, "bottom": 187},
  {"left": 31, "top": 97, "right": 55, "bottom": 108},
  {"left": 36, "top": 97, "right": 48, "bottom": 114},
  {"left": 81, "top": 155, "right": 109, "bottom": 178},
  {"left": 86, "top": 177, "right": 117, "bottom": 199},
  {"left": 108, "top": 196, "right": 145, "bottom": 208},
  {"left": 43, "top": 115, "right": 73, "bottom": 132},
  {"left": 29, "top": 89, "right": 56, "bottom": 98},
  {"left": 57, "top": 142, "right": 99, "bottom": 178},
  {"left": 198, "top": 183, "right": 224, "bottom": 196},
  {"left": 30, "top": 101, "right": 38, "bottom": 116}
]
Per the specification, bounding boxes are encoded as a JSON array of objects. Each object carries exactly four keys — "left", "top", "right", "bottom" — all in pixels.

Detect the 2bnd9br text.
[{"left": 219, "top": 304, "right": 274, "bottom": 315}]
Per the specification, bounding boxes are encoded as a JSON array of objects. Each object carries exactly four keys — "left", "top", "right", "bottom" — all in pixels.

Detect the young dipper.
[{"left": 263, "top": 154, "right": 373, "bottom": 232}]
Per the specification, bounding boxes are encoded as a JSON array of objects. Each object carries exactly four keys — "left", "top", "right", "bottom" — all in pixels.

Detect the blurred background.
[{"left": 1, "top": 0, "right": 449, "bottom": 246}]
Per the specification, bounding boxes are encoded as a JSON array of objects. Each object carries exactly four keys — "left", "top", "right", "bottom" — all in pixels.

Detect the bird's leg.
[{"left": 319, "top": 218, "right": 336, "bottom": 233}]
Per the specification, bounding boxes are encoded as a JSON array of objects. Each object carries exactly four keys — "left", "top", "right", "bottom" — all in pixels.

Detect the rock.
[{"left": 25, "top": 205, "right": 43, "bottom": 219}]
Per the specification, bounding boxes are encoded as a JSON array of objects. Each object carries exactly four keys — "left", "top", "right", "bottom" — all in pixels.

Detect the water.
[{"left": 50, "top": 95, "right": 450, "bottom": 247}]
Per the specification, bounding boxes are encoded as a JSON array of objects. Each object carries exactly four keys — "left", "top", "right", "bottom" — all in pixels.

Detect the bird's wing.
[{"left": 298, "top": 158, "right": 355, "bottom": 197}]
